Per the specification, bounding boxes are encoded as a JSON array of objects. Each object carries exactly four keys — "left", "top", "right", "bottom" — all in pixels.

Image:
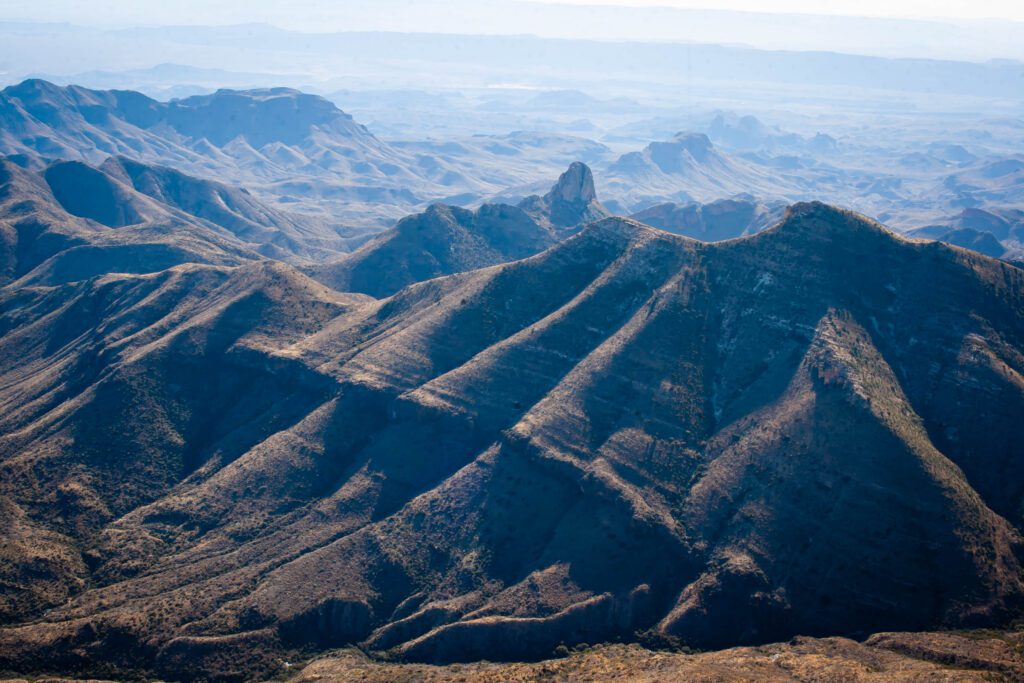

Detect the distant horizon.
[
  {"left": 1, "top": 1, "right": 1023, "bottom": 62},
  {"left": 5, "top": 0, "right": 1024, "bottom": 27},
  {"left": 2, "top": 25, "right": 1023, "bottom": 68},
  {"left": 523, "top": 0, "right": 1024, "bottom": 23}
]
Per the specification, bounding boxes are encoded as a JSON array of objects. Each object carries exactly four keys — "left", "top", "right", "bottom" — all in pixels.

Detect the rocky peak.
[
  {"left": 518, "top": 162, "right": 609, "bottom": 229},
  {"left": 3, "top": 78, "right": 66, "bottom": 102},
  {"left": 545, "top": 161, "right": 597, "bottom": 205},
  {"left": 164, "top": 88, "right": 360, "bottom": 147},
  {"left": 769, "top": 202, "right": 896, "bottom": 245}
]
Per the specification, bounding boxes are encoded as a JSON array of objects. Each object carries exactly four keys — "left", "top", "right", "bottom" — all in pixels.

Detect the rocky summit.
[
  {"left": 519, "top": 160, "right": 608, "bottom": 228},
  {"left": 307, "top": 162, "right": 610, "bottom": 297},
  {"left": 0, "top": 202, "right": 1021, "bottom": 680}
]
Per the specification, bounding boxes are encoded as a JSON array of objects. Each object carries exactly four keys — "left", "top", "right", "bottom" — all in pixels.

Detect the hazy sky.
[
  {"left": 528, "top": 0, "right": 1024, "bottom": 21},
  {"left": 3, "top": 0, "right": 1024, "bottom": 27},
  {"left": 1, "top": 0, "right": 1022, "bottom": 62}
]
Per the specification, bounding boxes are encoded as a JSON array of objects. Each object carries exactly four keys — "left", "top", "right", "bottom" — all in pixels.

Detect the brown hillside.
[{"left": 0, "top": 203, "right": 1021, "bottom": 680}]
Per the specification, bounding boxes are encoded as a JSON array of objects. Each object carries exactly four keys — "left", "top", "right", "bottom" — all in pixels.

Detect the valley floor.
[
  {"left": 293, "top": 630, "right": 1024, "bottom": 682},
  {"left": 0, "top": 630, "right": 1020, "bottom": 681}
]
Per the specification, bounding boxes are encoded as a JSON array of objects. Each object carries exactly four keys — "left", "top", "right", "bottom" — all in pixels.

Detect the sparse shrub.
[{"left": 635, "top": 629, "right": 700, "bottom": 654}]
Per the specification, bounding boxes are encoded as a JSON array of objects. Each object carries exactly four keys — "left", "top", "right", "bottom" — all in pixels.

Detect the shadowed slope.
[
  {"left": 0, "top": 79, "right": 492, "bottom": 226},
  {"left": 99, "top": 156, "right": 360, "bottom": 260},
  {"left": 0, "top": 155, "right": 368, "bottom": 288},
  {"left": 907, "top": 208, "right": 1024, "bottom": 264},
  {"left": 43, "top": 160, "right": 159, "bottom": 227},
  {"left": 308, "top": 162, "right": 610, "bottom": 297},
  {"left": 0, "top": 156, "right": 258, "bottom": 287},
  {"left": 0, "top": 204, "right": 1022, "bottom": 680},
  {"left": 629, "top": 196, "right": 786, "bottom": 241},
  {"left": 0, "top": 261, "right": 370, "bottom": 622}
]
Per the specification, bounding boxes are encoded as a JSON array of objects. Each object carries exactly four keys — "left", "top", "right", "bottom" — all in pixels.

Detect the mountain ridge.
[
  {"left": 307, "top": 162, "right": 610, "bottom": 297},
  {"left": 0, "top": 202, "right": 1021, "bottom": 679},
  {"left": 602, "top": 132, "right": 806, "bottom": 208},
  {"left": 0, "top": 79, "right": 487, "bottom": 226},
  {"left": 0, "top": 154, "right": 371, "bottom": 288}
]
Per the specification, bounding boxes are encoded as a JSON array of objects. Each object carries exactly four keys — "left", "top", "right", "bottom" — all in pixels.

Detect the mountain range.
[
  {"left": 308, "top": 162, "right": 610, "bottom": 297},
  {"left": 628, "top": 195, "right": 786, "bottom": 242},
  {"left": 603, "top": 132, "right": 804, "bottom": 207},
  {"left": 0, "top": 69, "right": 1023, "bottom": 681},
  {"left": 4, "top": 78, "right": 1024, "bottom": 249},
  {"left": 1, "top": 201, "right": 1021, "bottom": 680},
  {"left": 0, "top": 79, "right": 484, "bottom": 226},
  {"left": 0, "top": 155, "right": 370, "bottom": 288},
  {"left": 908, "top": 207, "right": 1024, "bottom": 265}
]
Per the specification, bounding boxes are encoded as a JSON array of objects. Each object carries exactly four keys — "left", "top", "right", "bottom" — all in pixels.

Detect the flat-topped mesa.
[
  {"left": 0, "top": 78, "right": 373, "bottom": 149},
  {"left": 670, "top": 131, "right": 715, "bottom": 157},
  {"left": 633, "top": 132, "right": 718, "bottom": 169}
]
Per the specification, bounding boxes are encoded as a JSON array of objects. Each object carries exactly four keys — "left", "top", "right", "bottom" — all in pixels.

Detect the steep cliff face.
[
  {"left": 518, "top": 161, "right": 610, "bottom": 228},
  {"left": 0, "top": 204, "right": 1022, "bottom": 680}
]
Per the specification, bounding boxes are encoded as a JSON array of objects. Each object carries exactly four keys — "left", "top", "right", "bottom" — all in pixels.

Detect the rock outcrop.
[{"left": 309, "top": 162, "right": 610, "bottom": 297}]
